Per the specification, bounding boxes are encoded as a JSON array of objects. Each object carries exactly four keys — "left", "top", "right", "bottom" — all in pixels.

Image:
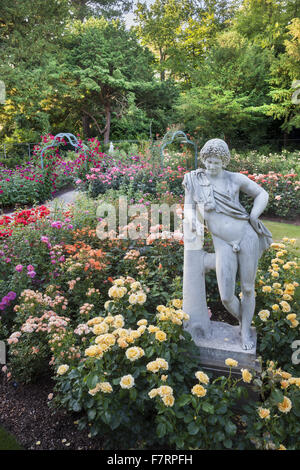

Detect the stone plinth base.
[{"left": 194, "top": 321, "right": 261, "bottom": 372}]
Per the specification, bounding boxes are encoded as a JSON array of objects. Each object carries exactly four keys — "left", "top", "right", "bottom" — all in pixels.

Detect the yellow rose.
[
  {"left": 137, "top": 325, "right": 147, "bottom": 335},
  {"left": 258, "top": 310, "right": 270, "bottom": 321},
  {"left": 85, "top": 345, "right": 101, "bottom": 357},
  {"left": 137, "top": 319, "right": 148, "bottom": 326},
  {"left": 258, "top": 407, "right": 270, "bottom": 419},
  {"left": 162, "top": 395, "right": 175, "bottom": 407},
  {"left": 281, "top": 371, "right": 292, "bottom": 379},
  {"left": 280, "top": 301, "right": 291, "bottom": 313},
  {"left": 289, "top": 378, "right": 300, "bottom": 387},
  {"left": 128, "top": 293, "right": 138, "bottom": 305},
  {"left": 156, "top": 358, "right": 169, "bottom": 370},
  {"left": 156, "top": 305, "right": 167, "bottom": 313},
  {"left": 157, "top": 385, "right": 173, "bottom": 397},
  {"left": 88, "top": 386, "right": 99, "bottom": 396},
  {"left": 117, "top": 338, "right": 128, "bottom": 348},
  {"left": 148, "top": 388, "right": 158, "bottom": 398},
  {"left": 155, "top": 330, "right": 167, "bottom": 342},
  {"left": 104, "top": 315, "right": 115, "bottom": 324},
  {"left": 241, "top": 369, "right": 252, "bottom": 383},
  {"left": 93, "top": 323, "right": 109, "bottom": 335},
  {"left": 278, "top": 396, "right": 292, "bottom": 413},
  {"left": 172, "top": 299, "right": 183, "bottom": 309},
  {"left": 225, "top": 358, "right": 238, "bottom": 368},
  {"left": 272, "top": 304, "right": 280, "bottom": 311},
  {"left": 161, "top": 375, "right": 168, "bottom": 382},
  {"left": 113, "top": 315, "right": 125, "bottom": 329},
  {"left": 87, "top": 316, "right": 103, "bottom": 326},
  {"left": 126, "top": 347, "right": 142, "bottom": 361},
  {"left": 280, "top": 380, "right": 290, "bottom": 389},
  {"left": 195, "top": 371, "right": 210, "bottom": 385},
  {"left": 262, "top": 286, "right": 272, "bottom": 292},
  {"left": 278, "top": 445, "right": 286, "bottom": 450},
  {"left": 57, "top": 364, "right": 69, "bottom": 375},
  {"left": 130, "top": 281, "right": 141, "bottom": 291},
  {"left": 99, "top": 382, "right": 113, "bottom": 393},
  {"left": 191, "top": 384, "right": 207, "bottom": 397},
  {"left": 148, "top": 325, "right": 159, "bottom": 333},
  {"left": 113, "top": 278, "right": 124, "bottom": 286},
  {"left": 282, "top": 294, "right": 292, "bottom": 301},
  {"left": 147, "top": 361, "right": 160, "bottom": 373},
  {"left": 136, "top": 291, "right": 147, "bottom": 305},
  {"left": 120, "top": 374, "right": 135, "bottom": 389}
]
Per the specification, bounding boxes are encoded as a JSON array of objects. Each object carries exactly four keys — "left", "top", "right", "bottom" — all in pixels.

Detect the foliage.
[
  {"left": 254, "top": 239, "right": 300, "bottom": 372},
  {"left": 50, "top": 284, "right": 247, "bottom": 449},
  {"left": 242, "top": 360, "right": 300, "bottom": 450}
]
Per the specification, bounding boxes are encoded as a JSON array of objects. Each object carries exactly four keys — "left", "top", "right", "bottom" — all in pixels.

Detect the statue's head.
[{"left": 200, "top": 138, "right": 230, "bottom": 168}]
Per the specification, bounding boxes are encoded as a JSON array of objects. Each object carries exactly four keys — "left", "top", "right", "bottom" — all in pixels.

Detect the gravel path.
[{"left": 4, "top": 188, "right": 79, "bottom": 217}]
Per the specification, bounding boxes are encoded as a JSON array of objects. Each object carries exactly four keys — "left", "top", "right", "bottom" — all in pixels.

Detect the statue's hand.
[{"left": 250, "top": 216, "right": 262, "bottom": 235}]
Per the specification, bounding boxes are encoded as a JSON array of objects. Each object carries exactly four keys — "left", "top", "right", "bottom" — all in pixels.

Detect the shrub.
[
  {"left": 242, "top": 360, "right": 300, "bottom": 450},
  {"left": 254, "top": 239, "right": 300, "bottom": 372}
]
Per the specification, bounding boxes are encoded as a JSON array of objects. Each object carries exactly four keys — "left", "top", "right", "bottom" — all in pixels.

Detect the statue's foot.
[{"left": 242, "top": 332, "right": 254, "bottom": 350}]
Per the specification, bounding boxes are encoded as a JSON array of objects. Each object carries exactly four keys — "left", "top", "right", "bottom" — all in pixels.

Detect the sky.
[{"left": 123, "top": 0, "right": 155, "bottom": 28}]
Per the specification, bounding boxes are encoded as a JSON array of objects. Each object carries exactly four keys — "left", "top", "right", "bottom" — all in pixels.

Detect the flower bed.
[{"left": 0, "top": 191, "right": 299, "bottom": 450}]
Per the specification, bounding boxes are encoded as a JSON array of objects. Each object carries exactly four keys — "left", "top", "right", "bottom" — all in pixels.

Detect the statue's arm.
[
  {"left": 237, "top": 173, "right": 269, "bottom": 233},
  {"left": 183, "top": 173, "right": 196, "bottom": 233}
]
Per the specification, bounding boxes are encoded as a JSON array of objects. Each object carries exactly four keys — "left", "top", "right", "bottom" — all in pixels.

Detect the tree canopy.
[{"left": 0, "top": 0, "right": 299, "bottom": 147}]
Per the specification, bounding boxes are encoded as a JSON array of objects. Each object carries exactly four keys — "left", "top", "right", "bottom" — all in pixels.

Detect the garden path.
[{"left": 5, "top": 188, "right": 78, "bottom": 217}]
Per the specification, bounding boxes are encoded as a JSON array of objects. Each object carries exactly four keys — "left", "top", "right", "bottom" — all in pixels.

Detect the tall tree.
[
  {"left": 134, "top": 0, "right": 223, "bottom": 81},
  {"left": 0, "top": 0, "right": 69, "bottom": 140},
  {"left": 175, "top": 30, "right": 273, "bottom": 145},
  {"left": 61, "top": 17, "right": 157, "bottom": 143},
  {"left": 69, "top": 0, "right": 133, "bottom": 20},
  {"left": 264, "top": 18, "right": 300, "bottom": 132}
]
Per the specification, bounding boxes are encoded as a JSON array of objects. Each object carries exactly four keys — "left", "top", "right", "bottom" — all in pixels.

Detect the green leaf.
[
  {"left": 130, "top": 388, "right": 137, "bottom": 401},
  {"left": 177, "top": 394, "right": 192, "bottom": 407},
  {"left": 157, "top": 422, "right": 166, "bottom": 438},
  {"left": 224, "top": 439, "right": 233, "bottom": 449},
  {"left": 188, "top": 421, "right": 200, "bottom": 435},
  {"left": 202, "top": 402, "right": 214, "bottom": 414},
  {"left": 72, "top": 401, "right": 82, "bottom": 412},
  {"left": 88, "top": 408, "right": 96, "bottom": 421},
  {"left": 225, "top": 421, "right": 237, "bottom": 436},
  {"left": 270, "top": 389, "right": 284, "bottom": 404}
]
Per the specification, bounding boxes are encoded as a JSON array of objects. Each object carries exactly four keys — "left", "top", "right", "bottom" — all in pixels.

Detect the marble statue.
[{"left": 183, "top": 138, "right": 272, "bottom": 351}]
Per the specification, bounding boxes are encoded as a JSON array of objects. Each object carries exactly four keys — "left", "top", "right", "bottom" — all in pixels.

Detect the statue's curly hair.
[{"left": 200, "top": 138, "right": 231, "bottom": 167}]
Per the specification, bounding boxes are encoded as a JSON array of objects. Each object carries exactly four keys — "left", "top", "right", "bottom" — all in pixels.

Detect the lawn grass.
[
  {"left": 0, "top": 426, "right": 23, "bottom": 450},
  {"left": 263, "top": 220, "right": 300, "bottom": 251}
]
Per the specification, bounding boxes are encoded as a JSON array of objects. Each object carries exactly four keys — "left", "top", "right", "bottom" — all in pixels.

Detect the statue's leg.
[
  {"left": 213, "top": 235, "right": 241, "bottom": 323},
  {"left": 238, "top": 226, "right": 259, "bottom": 350}
]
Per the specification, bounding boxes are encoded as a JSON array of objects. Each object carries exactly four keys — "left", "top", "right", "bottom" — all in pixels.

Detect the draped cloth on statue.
[{"left": 183, "top": 169, "right": 272, "bottom": 258}]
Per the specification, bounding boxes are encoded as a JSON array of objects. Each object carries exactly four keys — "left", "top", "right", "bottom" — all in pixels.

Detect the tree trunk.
[
  {"left": 159, "top": 48, "right": 166, "bottom": 81},
  {"left": 82, "top": 114, "right": 89, "bottom": 139},
  {"left": 104, "top": 103, "right": 111, "bottom": 145}
]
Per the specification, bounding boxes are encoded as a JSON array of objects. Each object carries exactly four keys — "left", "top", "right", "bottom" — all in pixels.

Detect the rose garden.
[{"left": 0, "top": 0, "right": 300, "bottom": 454}]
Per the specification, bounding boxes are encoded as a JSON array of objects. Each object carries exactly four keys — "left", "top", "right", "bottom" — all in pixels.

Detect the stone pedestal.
[{"left": 194, "top": 321, "right": 261, "bottom": 372}]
